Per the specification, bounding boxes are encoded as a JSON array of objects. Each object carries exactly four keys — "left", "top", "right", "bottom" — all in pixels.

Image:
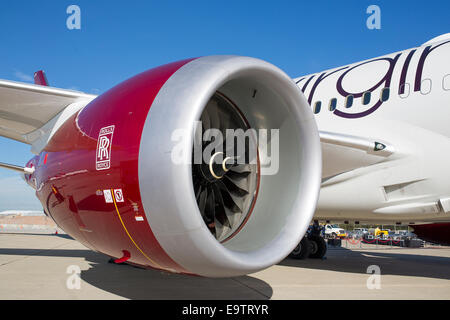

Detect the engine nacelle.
[{"left": 32, "top": 56, "right": 321, "bottom": 277}]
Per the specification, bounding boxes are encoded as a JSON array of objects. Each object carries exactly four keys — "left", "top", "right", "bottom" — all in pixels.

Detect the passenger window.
[
  {"left": 345, "top": 95, "right": 354, "bottom": 108},
  {"left": 443, "top": 75, "right": 450, "bottom": 91},
  {"left": 329, "top": 98, "right": 337, "bottom": 111},
  {"left": 420, "top": 79, "right": 432, "bottom": 95},
  {"left": 380, "top": 88, "right": 390, "bottom": 102},
  {"left": 399, "top": 83, "right": 410, "bottom": 99},
  {"left": 362, "top": 91, "right": 371, "bottom": 105},
  {"left": 314, "top": 101, "right": 322, "bottom": 114}
]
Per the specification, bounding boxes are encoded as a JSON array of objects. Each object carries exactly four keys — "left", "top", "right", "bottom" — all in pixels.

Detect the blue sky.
[{"left": 0, "top": 0, "right": 449, "bottom": 211}]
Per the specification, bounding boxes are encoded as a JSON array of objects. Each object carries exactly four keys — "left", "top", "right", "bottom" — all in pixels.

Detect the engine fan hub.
[{"left": 209, "top": 152, "right": 236, "bottom": 179}]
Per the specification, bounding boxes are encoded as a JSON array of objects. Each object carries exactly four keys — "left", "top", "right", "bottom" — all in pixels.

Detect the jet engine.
[{"left": 33, "top": 56, "right": 321, "bottom": 277}]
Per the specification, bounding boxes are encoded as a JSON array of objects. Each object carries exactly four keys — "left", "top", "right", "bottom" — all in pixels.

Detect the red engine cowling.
[{"left": 30, "top": 56, "right": 321, "bottom": 277}]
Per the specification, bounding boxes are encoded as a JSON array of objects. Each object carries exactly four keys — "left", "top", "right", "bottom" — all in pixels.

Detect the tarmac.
[{"left": 0, "top": 233, "right": 449, "bottom": 300}]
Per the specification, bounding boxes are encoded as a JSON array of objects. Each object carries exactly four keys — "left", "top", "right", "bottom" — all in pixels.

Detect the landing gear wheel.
[
  {"left": 289, "top": 237, "right": 311, "bottom": 260},
  {"left": 308, "top": 235, "right": 327, "bottom": 259}
]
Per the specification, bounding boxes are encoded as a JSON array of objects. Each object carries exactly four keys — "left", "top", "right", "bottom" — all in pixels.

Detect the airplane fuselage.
[{"left": 296, "top": 37, "right": 450, "bottom": 224}]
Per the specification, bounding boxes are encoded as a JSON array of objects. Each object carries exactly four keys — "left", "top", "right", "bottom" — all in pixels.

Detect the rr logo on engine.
[{"left": 96, "top": 125, "right": 115, "bottom": 170}]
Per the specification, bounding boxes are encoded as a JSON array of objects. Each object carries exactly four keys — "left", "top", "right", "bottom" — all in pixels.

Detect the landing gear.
[
  {"left": 289, "top": 221, "right": 327, "bottom": 260},
  {"left": 289, "top": 237, "right": 311, "bottom": 260},
  {"left": 308, "top": 235, "right": 327, "bottom": 259}
]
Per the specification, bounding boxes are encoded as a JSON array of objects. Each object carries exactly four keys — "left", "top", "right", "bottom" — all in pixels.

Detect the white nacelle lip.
[{"left": 138, "top": 56, "right": 322, "bottom": 277}]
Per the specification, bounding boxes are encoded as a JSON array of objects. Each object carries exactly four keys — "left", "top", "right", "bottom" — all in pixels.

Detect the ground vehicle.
[
  {"left": 324, "top": 224, "right": 346, "bottom": 238},
  {"left": 350, "top": 228, "right": 368, "bottom": 239},
  {"left": 353, "top": 228, "right": 368, "bottom": 234},
  {"left": 389, "top": 230, "right": 412, "bottom": 240},
  {"left": 348, "top": 230, "right": 364, "bottom": 239},
  {"left": 368, "top": 227, "right": 389, "bottom": 238},
  {"left": 375, "top": 228, "right": 389, "bottom": 238}
]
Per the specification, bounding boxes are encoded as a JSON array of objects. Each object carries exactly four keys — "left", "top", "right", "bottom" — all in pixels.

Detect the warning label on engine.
[
  {"left": 114, "top": 189, "right": 124, "bottom": 203},
  {"left": 96, "top": 125, "right": 115, "bottom": 171}
]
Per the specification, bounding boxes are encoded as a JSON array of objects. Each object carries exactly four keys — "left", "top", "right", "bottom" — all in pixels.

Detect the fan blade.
[
  {"left": 214, "top": 218, "right": 226, "bottom": 240},
  {"left": 201, "top": 110, "right": 211, "bottom": 131},
  {"left": 201, "top": 110, "right": 211, "bottom": 144},
  {"left": 223, "top": 130, "right": 238, "bottom": 156},
  {"left": 224, "top": 175, "right": 249, "bottom": 194},
  {"left": 230, "top": 164, "right": 253, "bottom": 173},
  {"left": 217, "top": 180, "right": 243, "bottom": 213},
  {"left": 204, "top": 186, "right": 216, "bottom": 222},
  {"left": 212, "top": 185, "right": 232, "bottom": 227},
  {"left": 194, "top": 182, "right": 202, "bottom": 201},
  {"left": 219, "top": 111, "right": 234, "bottom": 136},
  {"left": 214, "top": 184, "right": 241, "bottom": 240},
  {"left": 198, "top": 187, "right": 208, "bottom": 218},
  {"left": 209, "top": 105, "right": 221, "bottom": 131},
  {"left": 226, "top": 170, "right": 251, "bottom": 179},
  {"left": 219, "top": 187, "right": 240, "bottom": 229},
  {"left": 222, "top": 176, "right": 249, "bottom": 197}
]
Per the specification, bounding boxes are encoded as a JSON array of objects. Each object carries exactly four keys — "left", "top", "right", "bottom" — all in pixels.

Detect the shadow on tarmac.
[
  {"left": 3, "top": 234, "right": 449, "bottom": 298},
  {"left": 279, "top": 247, "right": 450, "bottom": 280},
  {"left": 83, "top": 258, "right": 273, "bottom": 300},
  {"left": 0, "top": 232, "right": 73, "bottom": 240},
  {"left": 0, "top": 244, "right": 273, "bottom": 300}
]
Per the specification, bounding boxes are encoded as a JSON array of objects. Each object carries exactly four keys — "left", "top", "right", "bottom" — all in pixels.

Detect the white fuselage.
[{"left": 295, "top": 37, "right": 450, "bottom": 224}]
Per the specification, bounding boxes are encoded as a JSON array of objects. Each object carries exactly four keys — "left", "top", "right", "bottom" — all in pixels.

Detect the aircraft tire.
[
  {"left": 308, "top": 235, "right": 327, "bottom": 259},
  {"left": 289, "top": 237, "right": 311, "bottom": 260}
]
